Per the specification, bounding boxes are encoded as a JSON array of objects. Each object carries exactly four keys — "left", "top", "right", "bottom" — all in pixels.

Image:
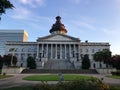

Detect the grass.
[
  {"left": 1, "top": 86, "right": 33, "bottom": 90},
  {"left": 23, "top": 74, "right": 98, "bottom": 81},
  {"left": 110, "top": 86, "right": 120, "bottom": 90},
  {"left": 0, "top": 75, "right": 13, "bottom": 79},
  {"left": 106, "top": 75, "right": 120, "bottom": 79}
]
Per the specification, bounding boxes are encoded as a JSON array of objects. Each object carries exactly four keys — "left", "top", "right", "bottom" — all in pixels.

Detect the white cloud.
[
  {"left": 71, "top": 20, "right": 96, "bottom": 30},
  {"left": 101, "top": 28, "right": 120, "bottom": 36},
  {"left": 18, "top": 0, "right": 45, "bottom": 8},
  {"left": 10, "top": 6, "right": 31, "bottom": 19},
  {"left": 68, "top": 0, "right": 81, "bottom": 4}
]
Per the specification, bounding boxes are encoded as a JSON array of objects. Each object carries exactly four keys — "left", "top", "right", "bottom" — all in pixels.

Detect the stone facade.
[
  {"left": 0, "top": 30, "right": 28, "bottom": 56},
  {"left": 5, "top": 16, "right": 110, "bottom": 69}
]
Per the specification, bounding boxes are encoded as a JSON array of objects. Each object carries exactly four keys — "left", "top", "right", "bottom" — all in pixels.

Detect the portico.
[{"left": 36, "top": 43, "right": 80, "bottom": 60}]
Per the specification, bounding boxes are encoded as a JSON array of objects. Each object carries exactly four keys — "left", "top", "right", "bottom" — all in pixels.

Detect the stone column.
[
  {"left": 56, "top": 44, "right": 57, "bottom": 59},
  {"left": 51, "top": 44, "right": 53, "bottom": 59},
  {"left": 65, "top": 44, "right": 66, "bottom": 59},
  {"left": 74, "top": 44, "right": 76, "bottom": 58},
  {"left": 36, "top": 43, "right": 39, "bottom": 59},
  {"left": 46, "top": 44, "right": 48, "bottom": 58},
  {"left": 42, "top": 44, "right": 44, "bottom": 57},
  {"left": 60, "top": 44, "right": 62, "bottom": 59},
  {"left": 69, "top": 44, "right": 71, "bottom": 58},
  {"left": 78, "top": 44, "right": 80, "bottom": 60}
]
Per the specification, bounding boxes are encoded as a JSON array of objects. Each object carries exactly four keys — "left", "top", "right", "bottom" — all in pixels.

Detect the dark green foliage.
[
  {"left": 0, "top": 0, "right": 14, "bottom": 20},
  {"left": 3, "top": 54, "right": 11, "bottom": 66},
  {"left": 110, "top": 85, "right": 120, "bottom": 90},
  {"left": 0, "top": 55, "right": 3, "bottom": 69},
  {"left": 111, "top": 55, "right": 120, "bottom": 69},
  {"left": 34, "top": 79, "right": 110, "bottom": 90},
  {"left": 12, "top": 56, "right": 17, "bottom": 66},
  {"left": 111, "top": 71, "right": 120, "bottom": 76},
  {"left": 82, "top": 54, "right": 91, "bottom": 69},
  {"left": 27, "top": 56, "right": 36, "bottom": 69},
  {"left": 94, "top": 49, "right": 112, "bottom": 67},
  {"left": 2, "top": 54, "right": 17, "bottom": 66},
  {"left": 1, "top": 86, "right": 33, "bottom": 90}
]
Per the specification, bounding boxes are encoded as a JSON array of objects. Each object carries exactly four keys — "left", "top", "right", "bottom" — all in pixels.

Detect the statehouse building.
[{"left": 5, "top": 16, "right": 110, "bottom": 69}]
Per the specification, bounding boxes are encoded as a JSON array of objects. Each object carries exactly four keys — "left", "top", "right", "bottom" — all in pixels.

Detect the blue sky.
[{"left": 0, "top": 0, "right": 120, "bottom": 55}]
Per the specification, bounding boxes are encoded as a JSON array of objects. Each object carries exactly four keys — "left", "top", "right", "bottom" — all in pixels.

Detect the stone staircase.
[{"left": 44, "top": 60, "right": 75, "bottom": 70}]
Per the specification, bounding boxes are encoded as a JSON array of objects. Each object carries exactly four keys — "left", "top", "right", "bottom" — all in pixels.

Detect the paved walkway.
[{"left": 0, "top": 74, "right": 120, "bottom": 89}]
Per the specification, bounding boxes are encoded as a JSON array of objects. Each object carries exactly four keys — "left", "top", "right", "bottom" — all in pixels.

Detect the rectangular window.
[
  {"left": 92, "top": 49, "right": 94, "bottom": 53},
  {"left": 86, "top": 49, "right": 88, "bottom": 53},
  {"left": 80, "top": 49, "right": 82, "bottom": 53}
]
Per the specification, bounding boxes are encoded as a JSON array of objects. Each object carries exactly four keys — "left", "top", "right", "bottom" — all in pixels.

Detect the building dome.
[{"left": 49, "top": 16, "right": 67, "bottom": 35}]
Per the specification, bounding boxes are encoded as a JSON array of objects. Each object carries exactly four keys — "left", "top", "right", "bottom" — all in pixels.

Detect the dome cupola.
[{"left": 49, "top": 16, "right": 67, "bottom": 35}]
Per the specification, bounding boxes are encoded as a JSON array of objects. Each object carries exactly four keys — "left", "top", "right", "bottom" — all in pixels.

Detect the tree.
[
  {"left": 0, "top": 55, "right": 3, "bottom": 69},
  {"left": 12, "top": 56, "right": 17, "bottom": 66},
  {"left": 111, "top": 55, "right": 120, "bottom": 69},
  {"left": 3, "top": 54, "right": 11, "bottom": 66},
  {"left": 9, "top": 48, "right": 16, "bottom": 66},
  {"left": 0, "top": 0, "right": 14, "bottom": 20},
  {"left": 93, "top": 49, "right": 112, "bottom": 68},
  {"left": 3, "top": 54, "right": 17, "bottom": 67},
  {"left": 82, "top": 54, "right": 91, "bottom": 69},
  {"left": 27, "top": 56, "right": 36, "bottom": 69}
]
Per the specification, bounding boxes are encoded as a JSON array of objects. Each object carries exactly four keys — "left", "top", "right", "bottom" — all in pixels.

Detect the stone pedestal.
[
  {"left": 41, "top": 57, "right": 48, "bottom": 63},
  {"left": 73, "top": 61, "right": 81, "bottom": 69},
  {"left": 36, "top": 57, "right": 48, "bottom": 69},
  {"left": 1, "top": 67, "right": 25, "bottom": 74},
  {"left": 70, "top": 57, "right": 77, "bottom": 63}
]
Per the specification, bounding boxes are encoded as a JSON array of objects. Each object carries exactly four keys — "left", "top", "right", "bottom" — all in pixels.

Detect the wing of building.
[
  {"left": 0, "top": 30, "right": 28, "bottom": 56},
  {"left": 5, "top": 16, "right": 110, "bottom": 69}
]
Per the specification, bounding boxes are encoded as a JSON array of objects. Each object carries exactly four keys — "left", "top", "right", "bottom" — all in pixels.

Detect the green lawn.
[
  {"left": 110, "top": 86, "right": 120, "bottom": 90},
  {"left": 0, "top": 75, "right": 13, "bottom": 79},
  {"left": 23, "top": 74, "right": 98, "bottom": 81},
  {"left": 106, "top": 75, "right": 120, "bottom": 79},
  {"left": 1, "top": 86, "right": 33, "bottom": 90}
]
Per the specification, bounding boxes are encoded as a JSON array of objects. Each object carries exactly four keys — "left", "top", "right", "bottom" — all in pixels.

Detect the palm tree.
[
  {"left": 94, "top": 51, "right": 103, "bottom": 67},
  {"left": 94, "top": 49, "right": 111, "bottom": 68},
  {"left": 0, "top": 0, "right": 14, "bottom": 20},
  {"left": 9, "top": 48, "right": 16, "bottom": 66}
]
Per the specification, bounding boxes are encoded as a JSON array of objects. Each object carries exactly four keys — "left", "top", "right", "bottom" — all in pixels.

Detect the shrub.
[
  {"left": 111, "top": 71, "right": 120, "bottom": 76},
  {"left": 34, "top": 79, "right": 109, "bottom": 90},
  {"left": 0, "top": 69, "right": 1, "bottom": 74}
]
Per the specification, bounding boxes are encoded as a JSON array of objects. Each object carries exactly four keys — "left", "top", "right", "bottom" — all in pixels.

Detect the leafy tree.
[
  {"left": 111, "top": 55, "right": 120, "bottom": 69},
  {"left": 94, "top": 49, "right": 112, "bottom": 68},
  {"left": 3, "top": 54, "right": 17, "bottom": 66},
  {"left": 82, "top": 54, "right": 91, "bottom": 69},
  {"left": 12, "top": 56, "right": 17, "bottom": 66},
  {"left": 3, "top": 54, "right": 11, "bottom": 66},
  {"left": 0, "top": 55, "right": 3, "bottom": 69},
  {"left": 0, "top": 0, "right": 14, "bottom": 20},
  {"left": 27, "top": 56, "right": 36, "bottom": 69},
  {"left": 9, "top": 48, "right": 16, "bottom": 66}
]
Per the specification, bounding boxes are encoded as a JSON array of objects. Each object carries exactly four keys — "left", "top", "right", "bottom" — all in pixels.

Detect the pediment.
[{"left": 37, "top": 34, "right": 80, "bottom": 42}]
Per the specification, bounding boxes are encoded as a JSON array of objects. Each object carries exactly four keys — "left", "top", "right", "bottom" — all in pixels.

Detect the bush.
[
  {"left": 0, "top": 69, "right": 1, "bottom": 74},
  {"left": 34, "top": 79, "right": 109, "bottom": 90},
  {"left": 111, "top": 71, "right": 120, "bottom": 76}
]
